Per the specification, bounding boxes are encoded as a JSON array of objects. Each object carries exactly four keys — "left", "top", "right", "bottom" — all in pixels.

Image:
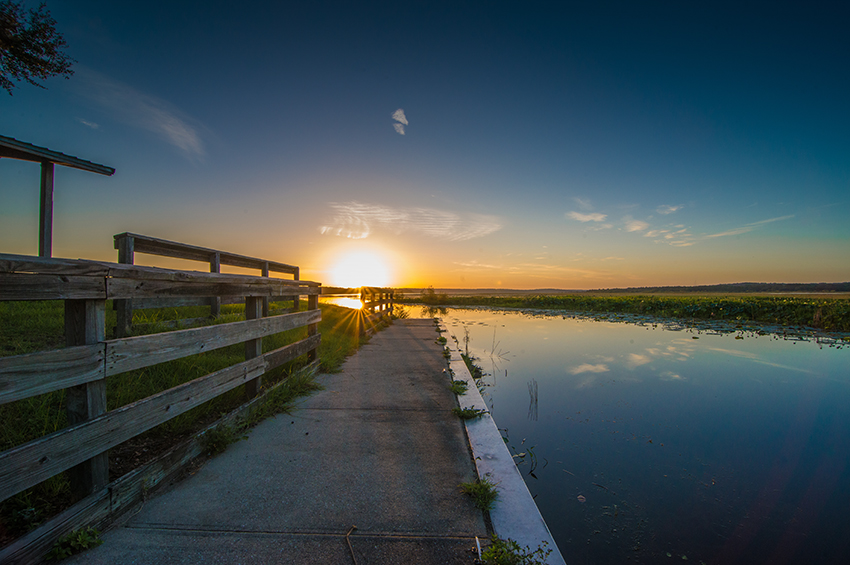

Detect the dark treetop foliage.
[{"left": 0, "top": 1, "right": 74, "bottom": 95}]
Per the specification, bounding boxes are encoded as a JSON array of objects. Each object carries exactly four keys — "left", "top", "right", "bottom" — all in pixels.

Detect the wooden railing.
[
  {"left": 113, "top": 233, "right": 300, "bottom": 336},
  {"left": 0, "top": 252, "right": 321, "bottom": 562}
]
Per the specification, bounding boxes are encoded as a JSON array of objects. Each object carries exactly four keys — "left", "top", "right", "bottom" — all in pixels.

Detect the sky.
[{"left": 1, "top": 0, "right": 849, "bottom": 289}]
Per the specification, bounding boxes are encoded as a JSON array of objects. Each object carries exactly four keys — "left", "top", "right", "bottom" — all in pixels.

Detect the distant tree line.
[{"left": 594, "top": 282, "right": 850, "bottom": 294}]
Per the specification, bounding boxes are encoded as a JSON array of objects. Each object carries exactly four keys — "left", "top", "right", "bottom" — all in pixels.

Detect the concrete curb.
[{"left": 439, "top": 322, "right": 567, "bottom": 565}]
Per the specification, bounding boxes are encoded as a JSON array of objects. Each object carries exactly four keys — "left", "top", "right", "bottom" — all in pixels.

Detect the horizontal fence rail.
[
  {"left": 112, "top": 233, "right": 302, "bottom": 336},
  {"left": 0, "top": 252, "right": 321, "bottom": 507}
]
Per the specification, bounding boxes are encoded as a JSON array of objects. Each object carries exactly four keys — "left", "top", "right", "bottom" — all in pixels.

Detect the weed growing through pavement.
[
  {"left": 46, "top": 527, "right": 103, "bottom": 560},
  {"left": 449, "top": 380, "right": 469, "bottom": 395},
  {"left": 459, "top": 477, "right": 499, "bottom": 511},
  {"left": 201, "top": 424, "right": 245, "bottom": 456},
  {"left": 452, "top": 407, "right": 487, "bottom": 420},
  {"left": 480, "top": 534, "right": 552, "bottom": 565}
]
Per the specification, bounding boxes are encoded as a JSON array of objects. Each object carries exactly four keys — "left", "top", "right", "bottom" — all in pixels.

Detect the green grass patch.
[
  {"left": 481, "top": 534, "right": 552, "bottom": 565},
  {"left": 45, "top": 527, "right": 103, "bottom": 561},
  {"left": 400, "top": 294, "right": 850, "bottom": 332},
  {"left": 459, "top": 477, "right": 499, "bottom": 511},
  {"left": 449, "top": 380, "right": 469, "bottom": 395},
  {"left": 452, "top": 407, "right": 487, "bottom": 420}
]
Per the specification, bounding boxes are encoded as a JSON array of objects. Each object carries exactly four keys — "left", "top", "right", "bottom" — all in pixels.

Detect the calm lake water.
[{"left": 412, "top": 306, "right": 849, "bottom": 565}]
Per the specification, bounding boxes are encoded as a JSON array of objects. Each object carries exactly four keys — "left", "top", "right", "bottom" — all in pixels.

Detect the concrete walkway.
[{"left": 66, "top": 319, "right": 487, "bottom": 564}]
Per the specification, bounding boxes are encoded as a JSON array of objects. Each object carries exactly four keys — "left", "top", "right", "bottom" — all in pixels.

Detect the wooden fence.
[
  {"left": 359, "top": 287, "right": 394, "bottom": 334},
  {"left": 0, "top": 252, "right": 321, "bottom": 564},
  {"left": 113, "top": 232, "right": 301, "bottom": 336}
]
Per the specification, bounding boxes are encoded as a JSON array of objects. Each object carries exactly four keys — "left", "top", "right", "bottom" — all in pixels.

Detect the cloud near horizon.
[
  {"left": 73, "top": 68, "right": 206, "bottom": 159},
  {"left": 320, "top": 201, "right": 502, "bottom": 241}
]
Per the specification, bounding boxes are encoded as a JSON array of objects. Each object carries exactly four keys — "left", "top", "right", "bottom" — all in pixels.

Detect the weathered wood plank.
[
  {"left": 106, "top": 309, "right": 321, "bottom": 376},
  {"left": 39, "top": 162, "right": 54, "bottom": 258},
  {"left": 64, "top": 300, "right": 109, "bottom": 497},
  {"left": 264, "top": 334, "right": 321, "bottom": 371},
  {"left": 131, "top": 297, "right": 211, "bottom": 309},
  {"left": 244, "top": 296, "right": 262, "bottom": 398},
  {"left": 113, "top": 233, "right": 299, "bottom": 275},
  {"left": 106, "top": 277, "right": 319, "bottom": 300},
  {"left": 0, "top": 357, "right": 265, "bottom": 502},
  {"left": 115, "top": 236, "right": 135, "bottom": 338},
  {"left": 0, "top": 273, "right": 105, "bottom": 301},
  {"left": 0, "top": 345, "right": 104, "bottom": 405},
  {"left": 0, "top": 253, "right": 112, "bottom": 276}
]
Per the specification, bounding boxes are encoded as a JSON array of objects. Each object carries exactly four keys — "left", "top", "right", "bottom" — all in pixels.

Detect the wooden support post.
[
  {"left": 64, "top": 299, "right": 108, "bottom": 497},
  {"left": 209, "top": 252, "right": 221, "bottom": 318},
  {"left": 115, "top": 235, "right": 134, "bottom": 337},
  {"left": 38, "top": 162, "right": 54, "bottom": 258},
  {"left": 244, "top": 296, "right": 263, "bottom": 398},
  {"left": 308, "top": 292, "right": 319, "bottom": 362},
  {"left": 293, "top": 267, "right": 300, "bottom": 311},
  {"left": 262, "top": 262, "right": 270, "bottom": 317}
]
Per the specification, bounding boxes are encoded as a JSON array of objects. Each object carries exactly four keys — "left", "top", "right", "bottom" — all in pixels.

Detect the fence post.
[
  {"left": 39, "top": 162, "right": 54, "bottom": 258},
  {"left": 292, "top": 266, "right": 301, "bottom": 312},
  {"left": 209, "top": 252, "right": 221, "bottom": 318},
  {"left": 262, "top": 262, "right": 270, "bottom": 317},
  {"left": 64, "top": 299, "right": 109, "bottom": 497},
  {"left": 115, "top": 234, "right": 134, "bottom": 337},
  {"left": 308, "top": 290, "right": 319, "bottom": 362},
  {"left": 245, "top": 296, "right": 263, "bottom": 398}
]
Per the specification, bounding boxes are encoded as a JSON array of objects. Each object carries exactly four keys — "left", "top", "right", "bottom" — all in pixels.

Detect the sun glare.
[{"left": 329, "top": 250, "right": 391, "bottom": 288}]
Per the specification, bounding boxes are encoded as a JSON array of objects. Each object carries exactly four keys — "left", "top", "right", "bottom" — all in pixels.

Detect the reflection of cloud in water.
[
  {"left": 575, "top": 375, "right": 599, "bottom": 389},
  {"left": 660, "top": 371, "right": 684, "bottom": 381},
  {"left": 627, "top": 353, "right": 651, "bottom": 367},
  {"left": 569, "top": 363, "right": 609, "bottom": 375},
  {"left": 706, "top": 347, "right": 813, "bottom": 374}
]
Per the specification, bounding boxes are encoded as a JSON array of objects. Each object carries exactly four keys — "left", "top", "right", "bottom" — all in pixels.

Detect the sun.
[{"left": 328, "top": 250, "right": 392, "bottom": 288}]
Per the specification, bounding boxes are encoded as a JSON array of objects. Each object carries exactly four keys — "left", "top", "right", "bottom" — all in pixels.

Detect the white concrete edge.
[{"left": 439, "top": 322, "right": 567, "bottom": 565}]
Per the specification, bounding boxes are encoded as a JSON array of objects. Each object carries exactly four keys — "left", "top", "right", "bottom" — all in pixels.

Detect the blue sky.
[{"left": 2, "top": 0, "right": 848, "bottom": 288}]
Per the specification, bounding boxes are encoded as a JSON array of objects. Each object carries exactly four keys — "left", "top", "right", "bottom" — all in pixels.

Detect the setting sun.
[{"left": 328, "top": 250, "right": 392, "bottom": 288}]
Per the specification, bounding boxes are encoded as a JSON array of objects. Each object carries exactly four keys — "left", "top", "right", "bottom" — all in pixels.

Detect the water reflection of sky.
[
  {"left": 432, "top": 307, "right": 850, "bottom": 565},
  {"left": 319, "top": 295, "right": 363, "bottom": 309}
]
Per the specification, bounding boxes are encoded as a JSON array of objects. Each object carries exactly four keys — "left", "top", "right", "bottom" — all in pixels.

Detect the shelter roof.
[{"left": 0, "top": 134, "right": 115, "bottom": 175}]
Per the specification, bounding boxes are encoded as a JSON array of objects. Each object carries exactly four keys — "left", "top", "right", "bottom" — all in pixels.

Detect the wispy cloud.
[
  {"left": 625, "top": 219, "right": 649, "bottom": 232},
  {"left": 569, "top": 363, "right": 610, "bottom": 375},
  {"left": 320, "top": 201, "right": 501, "bottom": 241},
  {"left": 657, "top": 204, "right": 683, "bottom": 215},
  {"left": 76, "top": 118, "right": 99, "bottom": 129},
  {"left": 392, "top": 108, "right": 408, "bottom": 135},
  {"left": 567, "top": 211, "right": 607, "bottom": 222},
  {"left": 74, "top": 68, "right": 206, "bottom": 159},
  {"left": 706, "top": 215, "right": 795, "bottom": 239},
  {"left": 574, "top": 197, "right": 593, "bottom": 211}
]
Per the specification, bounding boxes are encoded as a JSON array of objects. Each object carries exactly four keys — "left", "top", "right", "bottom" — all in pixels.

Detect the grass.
[
  {"left": 459, "top": 477, "right": 499, "bottom": 511},
  {"left": 480, "top": 534, "right": 552, "bottom": 565},
  {"left": 452, "top": 407, "right": 488, "bottom": 420},
  {"left": 449, "top": 380, "right": 469, "bottom": 395},
  {"left": 0, "top": 299, "right": 374, "bottom": 543},
  {"left": 399, "top": 294, "right": 850, "bottom": 332}
]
